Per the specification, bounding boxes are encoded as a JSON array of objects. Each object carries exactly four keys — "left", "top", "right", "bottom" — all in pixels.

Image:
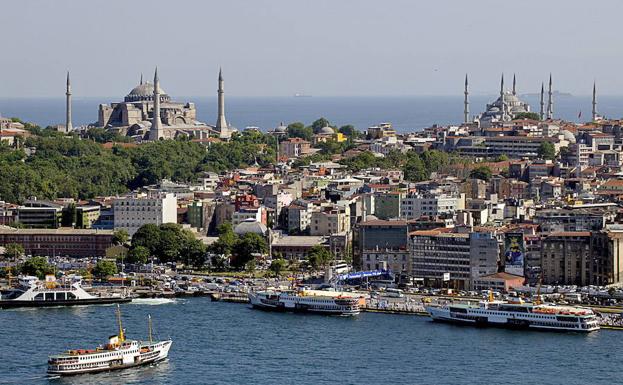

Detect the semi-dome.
[
  {"left": 125, "top": 82, "right": 170, "bottom": 102},
  {"left": 319, "top": 126, "right": 334, "bottom": 135}
]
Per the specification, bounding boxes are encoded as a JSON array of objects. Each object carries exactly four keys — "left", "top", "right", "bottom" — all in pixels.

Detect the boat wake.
[{"left": 130, "top": 298, "right": 177, "bottom": 306}]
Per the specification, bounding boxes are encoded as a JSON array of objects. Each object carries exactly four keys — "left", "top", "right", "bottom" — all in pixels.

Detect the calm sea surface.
[
  {"left": 2, "top": 95, "right": 623, "bottom": 132},
  {"left": 0, "top": 298, "right": 621, "bottom": 385}
]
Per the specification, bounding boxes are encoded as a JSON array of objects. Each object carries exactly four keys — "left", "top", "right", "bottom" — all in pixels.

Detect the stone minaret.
[
  {"left": 215, "top": 68, "right": 228, "bottom": 131},
  {"left": 463, "top": 74, "right": 469, "bottom": 124},
  {"left": 546, "top": 73, "right": 553, "bottom": 120},
  {"left": 140, "top": 73, "right": 143, "bottom": 85},
  {"left": 539, "top": 82, "right": 545, "bottom": 120},
  {"left": 500, "top": 73, "right": 506, "bottom": 118},
  {"left": 65, "top": 71, "right": 73, "bottom": 132},
  {"left": 592, "top": 81, "right": 597, "bottom": 122},
  {"left": 149, "top": 67, "right": 163, "bottom": 141},
  {"left": 512, "top": 73, "right": 517, "bottom": 96}
]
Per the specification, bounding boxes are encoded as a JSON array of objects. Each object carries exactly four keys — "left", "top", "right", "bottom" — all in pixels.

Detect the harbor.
[{"left": 3, "top": 296, "right": 623, "bottom": 385}]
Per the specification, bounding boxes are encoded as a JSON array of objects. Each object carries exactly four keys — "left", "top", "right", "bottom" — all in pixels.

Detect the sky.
[{"left": 2, "top": 0, "right": 623, "bottom": 98}]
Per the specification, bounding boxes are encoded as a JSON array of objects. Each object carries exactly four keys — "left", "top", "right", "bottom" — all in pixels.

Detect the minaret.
[
  {"left": 149, "top": 67, "right": 163, "bottom": 141},
  {"left": 65, "top": 71, "right": 73, "bottom": 132},
  {"left": 592, "top": 81, "right": 597, "bottom": 121},
  {"left": 539, "top": 82, "right": 545, "bottom": 120},
  {"left": 140, "top": 73, "right": 143, "bottom": 85},
  {"left": 512, "top": 73, "right": 517, "bottom": 96},
  {"left": 500, "top": 73, "right": 506, "bottom": 118},
  {"left": 215, "top": 68, "right": 228, "bottom": 132},
  {"left": 546, "top": 73, "right": 553, "bottom": 120},
  {"left": 463, "top": 74, "right": 469, "bottom": 124}
]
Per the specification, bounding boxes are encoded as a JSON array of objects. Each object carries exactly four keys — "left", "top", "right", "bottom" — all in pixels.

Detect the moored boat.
[
  {"left": 248, "top": 288, "right": 362, "bottom": 316},
  {"left": 0, "top": 275, "right": 131, "bottom": 309},
  {"left": 425, "top": 294, "right": 600, "bottom": 332}
]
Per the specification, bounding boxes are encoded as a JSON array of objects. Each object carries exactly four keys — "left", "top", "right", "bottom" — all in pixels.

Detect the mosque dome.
[
  {"left": 275, "top": 123, "right": 287, "bottom": 133},
  {"left": 234, "top": 219, "right": 268, "bottom": 236},
  {"left": 125, "top": 81, "right": 170, "bottom": 102},
  {"left": 319, "top": 126, "right": 334, "bottom": 135}
]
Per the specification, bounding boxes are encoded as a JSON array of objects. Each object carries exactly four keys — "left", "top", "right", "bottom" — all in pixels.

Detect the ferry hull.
[
  {"left": 48, "top": 341, "right": 171, "bottom": 376},
  {"left": 426, "top": 307, "right": 599, "bottom": 333},
  {"left": 0, "top": 297, "right": 132, "bottom": 309}
]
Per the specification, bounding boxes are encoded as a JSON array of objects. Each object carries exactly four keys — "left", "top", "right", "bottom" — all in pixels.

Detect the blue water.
[
  {"left": 0, "top": 298, "right": 620, "bottom": 385},
  {"left": 2, "top": 95, "right": 623, "bottom": 132}
]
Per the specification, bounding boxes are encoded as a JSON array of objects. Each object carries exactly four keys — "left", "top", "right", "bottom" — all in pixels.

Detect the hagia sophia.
[{"left": 64, "top": 68, "right": 234, "bottom": 141}]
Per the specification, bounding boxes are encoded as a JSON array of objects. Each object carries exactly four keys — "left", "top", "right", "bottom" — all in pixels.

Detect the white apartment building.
[
  {"left": 401, "top": 193, "right": 463, "bottom": 220},
  {"left": 113, "top": 193, "right": 177, "bottom": 236}
]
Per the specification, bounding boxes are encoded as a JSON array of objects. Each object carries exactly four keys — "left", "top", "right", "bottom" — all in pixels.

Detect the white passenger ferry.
[
  {"left": 48, "top": 305, "right": 172, "bottom": 376},
  {"left": 0, "top": 276, "right": 131, "bottom": 309},
  {"left": 249, "top": 289, "right": 362, "bottom": 316},
  {"left": 425, "top": 295, "right": 600, "bottom": 332}
]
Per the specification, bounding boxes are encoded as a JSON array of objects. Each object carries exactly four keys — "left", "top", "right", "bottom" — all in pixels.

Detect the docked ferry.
[
  {"left": 47, "top": 306, "right": 172, "bottom": 376},
  {"left": 425, "top": 297, "right": 600, "bottom": 332},
  {"left": 249, "top": 289, "right": 362, "bottom": 316},
  {"left": 0, "top": 275, "right": 131, "bottom": 309}
]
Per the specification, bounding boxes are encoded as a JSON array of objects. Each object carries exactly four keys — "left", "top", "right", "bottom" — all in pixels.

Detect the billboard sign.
[{"left": 504, "top": 233, "right": 525, "bottom": 276}]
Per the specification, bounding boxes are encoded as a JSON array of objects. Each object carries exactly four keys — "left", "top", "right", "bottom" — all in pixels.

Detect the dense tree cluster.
[
  {"left": 0, "top": 125, "right": 279, "bottom": 203},
  {"left": 208, "top": 223, "right": 268, "bottom": 270},
  {"left": 131, "top": 223, "right": 207, "bottom": 267}
]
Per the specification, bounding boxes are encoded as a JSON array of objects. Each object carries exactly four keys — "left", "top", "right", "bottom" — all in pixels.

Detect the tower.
[
  {"left": 539, "top": 82, "right": 545, "bottom": 120},
  {"left": 463, "top": 74, "right": 469, "bottom": 124},
  {"left": 500, "top": 73, "right": 506, "bottom": 118},
  {"left": 546, "top": 73, "right": 553, "bottom": 120},
  {"left": 512, "top": 73, "right": 516, "bottom": 96},
  {"left": 65, "top": 71, "right": 73, "bottom": 132},
  {"left": 592, "top": 81, "right": 597, "bottom": 122},
  {"left": 215, "top": 68, "right": 228, "bottom": 132},
  {"left": 149, "top": 67, "right": 163, "bottom": 141}
]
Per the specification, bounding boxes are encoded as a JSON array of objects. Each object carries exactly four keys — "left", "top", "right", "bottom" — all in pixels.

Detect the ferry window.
[
  {"left": 68, "top": 293, "right": 76, "bottom": 299},
  {"left": 57, "top": 292, "right": 66, "bottom": 300},
  {"left": 35, "top": 293, "right": 44, "bottom": 300},
  {"left": 45, "top": 293, "right": 54, "bottom": 301}
]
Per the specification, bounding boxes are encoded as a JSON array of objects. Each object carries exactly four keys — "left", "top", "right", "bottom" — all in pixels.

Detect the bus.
[{"left": 384, "top": 288, "right": 405, "bottom": 298}]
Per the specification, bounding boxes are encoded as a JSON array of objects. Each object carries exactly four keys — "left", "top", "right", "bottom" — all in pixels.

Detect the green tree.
[
  {"left": 514, "top": 112, "right": 541, "bottom": 121},
  {"left": 287, "top": 122, "right": 313, "bottom": 141},
  {"left": 231, "top": 233, "right": 268, "bottom": 269},
  {"left": 209, "top": 223, "right": 237, "bottom": 256},
  {"left": 112, "top": 229, "right": 130, "bottom": 246},
  {"left": 538, "top": 142, "right": 556, "bottom": 160},
  {"left": 3, "top": 243, "right": 24, "bottom": 261},
  {"left": 93, "top": 259, "right": 118, "bottom": 279},
  {"left": 311, "top": 117, "right": 331, "bottom": 133},
  {"left": 269, "top": 258, "right": 288, "bottom": 277},
  {"left": 21, "top": 256, "right": 53, "bottom": 279},
  {"left": 131, "top": 224, "right": 162, "bottom": 256},
  {"left": 307, "top": 245, "right": 333, "bottom": 269},
  {"left": 182, "top": 238, "right": 208, "bottom": 268},
  {"left": 338, "top": 124, "right": 362, "bottom": 139},
  {"left": 494, "top": 154, "right": 509, "bottom": 162},
  {"left": 157, "top": 223, "right": 190, "bottom": 263},
  {"left": 469, "top": 166, "right": 493, "bottom": 181},
  {"left": 127, "top": 246, "right": 150, "bottom": 264}
]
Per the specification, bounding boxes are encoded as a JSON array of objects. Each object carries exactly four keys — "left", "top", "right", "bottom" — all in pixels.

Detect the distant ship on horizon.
[
  {"left": 293, "top": 93, "right": 312, "bottom": 98},
  {"left": 521, "top": 90, "right": 573, "bottom": 98}
]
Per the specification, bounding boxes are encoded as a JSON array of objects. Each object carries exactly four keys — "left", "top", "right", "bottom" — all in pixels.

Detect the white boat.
[
  {"left": 249, "top": 289, "right": 361, "bottom": 316},
  {"left": 0, "top": 275, "right": 131, "bottom": 308},
  {"left": 425, "top": 296, "right": 600, "bottom": 332},
  {"left": 47, "top": 305, "right": 172, "bottom": 376}
]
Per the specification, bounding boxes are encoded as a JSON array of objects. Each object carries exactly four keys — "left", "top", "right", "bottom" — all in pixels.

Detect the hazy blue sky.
[{"left": 2, "top": 0, "right": 622, "bottom": 97}]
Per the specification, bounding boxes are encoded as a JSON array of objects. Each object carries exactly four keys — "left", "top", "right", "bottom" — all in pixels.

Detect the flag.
[{"left": 578, "top": 110, "right": 582, "bottom": 119}]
